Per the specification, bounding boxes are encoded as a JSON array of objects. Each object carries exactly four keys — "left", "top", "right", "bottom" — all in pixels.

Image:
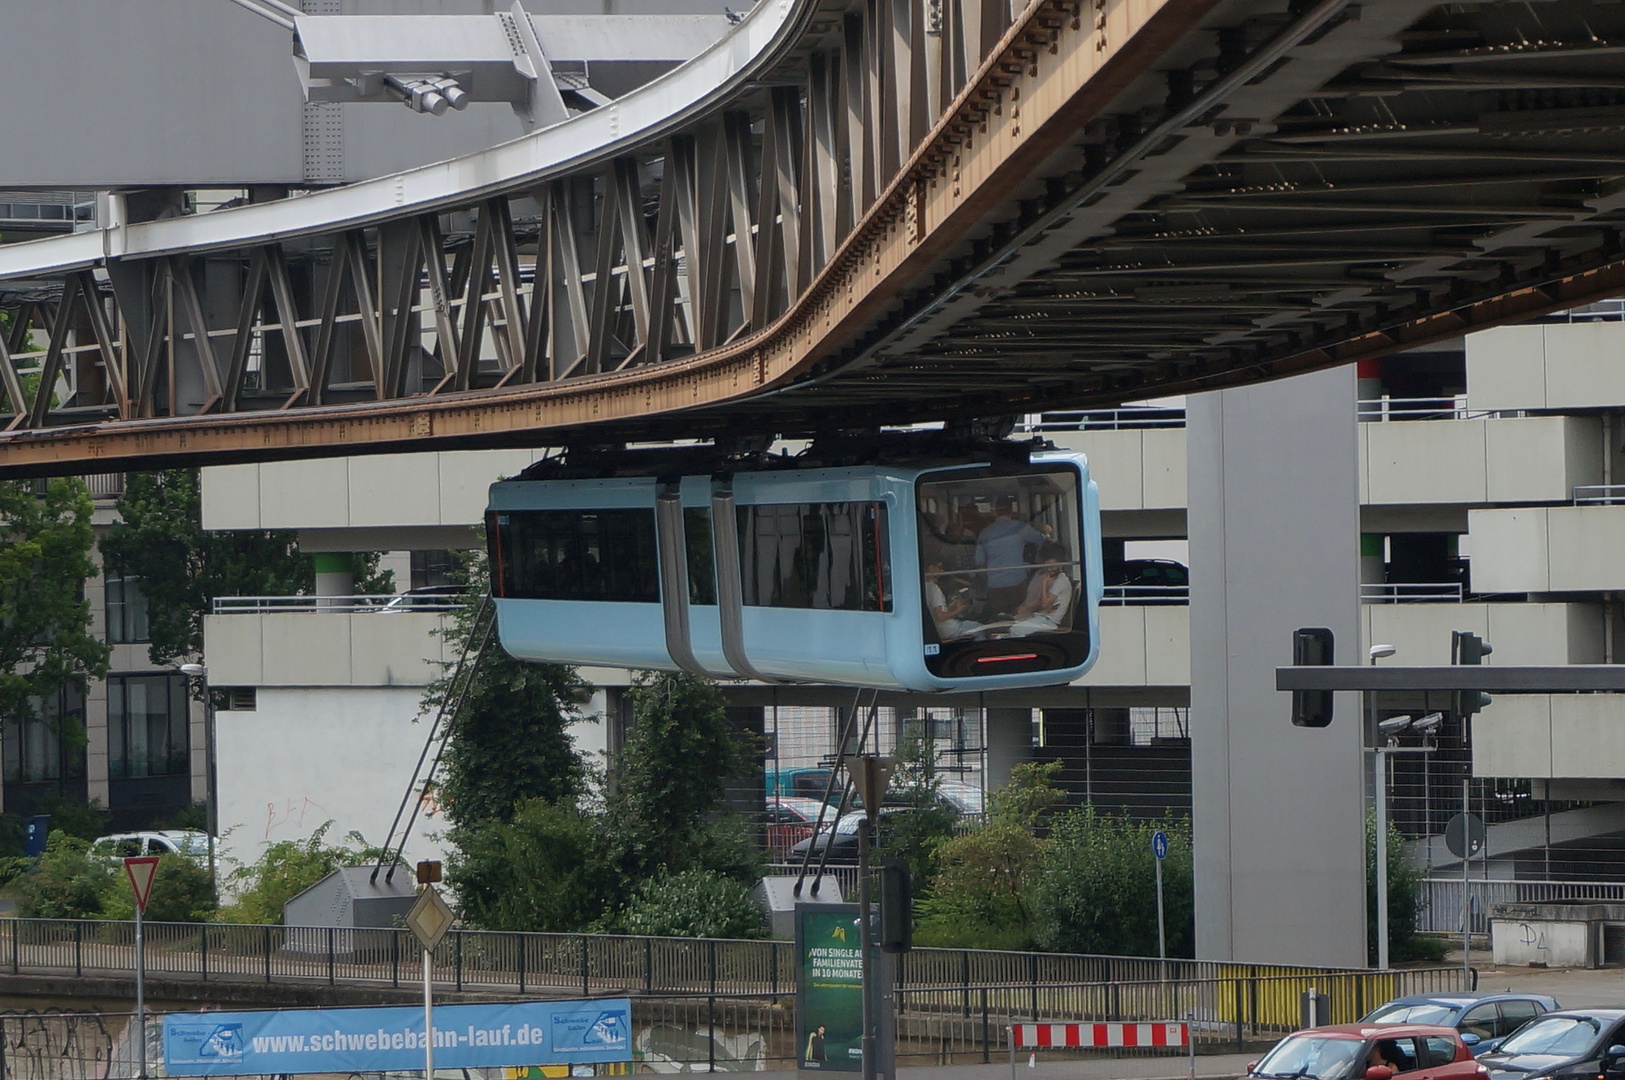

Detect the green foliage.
[
  {"left": 0, "top": 478, "right": 109, "bottom": 738},
  {"left": 915, "top": 762, "right": 1064, "bottom": 950},
  {"left": 609, "top": 672, "right": 753, "bottom": 879},
  {"left": 100, "top": 470, "right": 314, "bottom": 666},
  {"left": 1028, "top": 809, "right": 1194, "bottom": 958},
  {"left": 431, "top": 550, "right": 590, "bottom": 830},
  {"left": 36, "top": 796, "right": 110, "bottom": 842},
  {"left": 1368, "top": 809, "right": 1428, "bottom": 964},
  {"left": 153, "top": 802, "right": 209, "bottom": 833},
  {"left": 220, "top": 822, "right": 386, "bottom": 924},
  {"left": 16, "top": 834, "right": 115, "bottom": 919},
  {"left": 103, "top": 854, "right": 218, "bottom": 923},
  {"left": 873, "top": 734, "right": 960, "bottom": 890},
  {"left": 618, "top": 868, "right": 765, "bottom": 939},
  {"left": 450, "top": 799, "right": 616, "bottom": 933}
]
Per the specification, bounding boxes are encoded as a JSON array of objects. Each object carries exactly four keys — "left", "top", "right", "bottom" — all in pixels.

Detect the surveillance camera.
[
  {"left": 1369, "top": 644, "right": 1397, "bottom": 660},
  {"left": 1412, "top": 713, "right": 1444, "bottom": 733},
  {"left": 1377, "top": 715, "right": 1413, "bottom": 735}
]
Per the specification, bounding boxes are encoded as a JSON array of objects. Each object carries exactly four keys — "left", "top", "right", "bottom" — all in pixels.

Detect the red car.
[{"left": 1245, "top": 1024, "right": 1490, "bottom": 1080}]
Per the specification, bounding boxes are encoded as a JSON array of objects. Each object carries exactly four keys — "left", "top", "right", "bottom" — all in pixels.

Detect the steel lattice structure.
[{"left": 6, "top": 0, "right": 1625, "bottom": 474}]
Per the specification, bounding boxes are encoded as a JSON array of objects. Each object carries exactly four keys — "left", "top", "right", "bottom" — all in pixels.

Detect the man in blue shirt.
[{"left": 975, "top": 495, "right": 1048, "bottom": 614}]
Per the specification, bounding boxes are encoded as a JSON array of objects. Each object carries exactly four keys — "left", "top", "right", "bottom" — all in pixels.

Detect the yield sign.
[{"left": 124, "top": 856, "right": 161, "bottom": 914}]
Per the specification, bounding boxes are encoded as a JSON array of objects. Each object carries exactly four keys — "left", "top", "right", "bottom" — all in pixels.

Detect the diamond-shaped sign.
[
  {"left": 124, "top": 855, "right": 161, "bottom": 914},
  {"left": 405, "top": 884, "right": 455, "bottom": 952}
]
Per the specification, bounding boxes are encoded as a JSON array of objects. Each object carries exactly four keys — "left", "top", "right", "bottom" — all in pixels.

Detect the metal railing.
[
  {"left": 0, "top": 919, "right": 1459, "bottom": 1006},
  {"left": 211, "top": 594, "right": 464, "bottom": 614},
  {"left": 1356, "top": 395, "right": 1483, "bottom": 422},
  {"left": 1101, "top": 584, "right": 1189, "bottom": 605},
  {"left": 1418, "top": 877, "right": 1625, "bottom": 937},
  {"left": 1020, "top": 407, "right": 1187, "bottom": 432},
  {"left": 1574, "top": 484, "right": 1625, "bottom": 505},
  {"left": 1360, "top": 582, "right": 1465, "bottom": 604}
]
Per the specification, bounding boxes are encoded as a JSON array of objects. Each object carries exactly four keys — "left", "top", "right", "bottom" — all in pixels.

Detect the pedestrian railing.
[{"left": 1419, "top": 877, "right": 1625, "bottom": 936}]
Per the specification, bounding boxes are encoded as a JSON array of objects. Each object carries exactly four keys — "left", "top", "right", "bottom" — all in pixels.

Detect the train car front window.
[
  {"left": 488, "top": 508, "right": 659, "bottom": 603},
  {"left": 916, "top": 471, "right": 1088, "bottom": 677}
]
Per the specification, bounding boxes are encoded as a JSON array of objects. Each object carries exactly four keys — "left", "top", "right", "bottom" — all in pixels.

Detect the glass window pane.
[
  {"left": 735, "top": 502, "right": 890, "bottom": 612},
  {"left": 491, "top": 510, "right": 659, "bottom": 603}
]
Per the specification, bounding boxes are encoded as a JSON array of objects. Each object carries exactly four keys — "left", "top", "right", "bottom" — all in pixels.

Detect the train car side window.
[
  {"left": 684, "top": 507, "right": 717, "bottom": 605},
  {"left": 736, "top": 502, "right": 891, "bottom": 612},
  {"left": 488, "top": 509, "right": 659, "bottom": 603}
]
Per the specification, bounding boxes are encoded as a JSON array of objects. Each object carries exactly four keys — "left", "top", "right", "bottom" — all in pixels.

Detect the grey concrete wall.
[{"left": 1187, "top": 367, "right": 1367, "bottom": 968}]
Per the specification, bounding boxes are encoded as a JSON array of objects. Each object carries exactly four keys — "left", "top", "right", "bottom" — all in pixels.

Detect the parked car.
[
  {"left": 90, "top": 830, "right": 209, "bottom": 861},
  {"left": 1480, "top": 1009, "right": 1625, "bottom": 1080},
  {"left": 763, "top": 797, "right": 840, "bottom": 859},
  {"left": 1364, "top": 994, "right": 1562, "bottom": 1056},
  {"left": 1242, "top": 1024, "right": 1488, "bottom": 1080},
  {"left": 1107, "top": 559, "right": 1189, "bottom": 602},
  {"left": 787, "top": 808, "right": 910, "bottom": 863}
]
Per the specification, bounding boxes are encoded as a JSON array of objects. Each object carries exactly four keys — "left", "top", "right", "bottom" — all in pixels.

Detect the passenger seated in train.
[
  {"left": 1004, "top": 542, "right": 1074, "bottom": 637},
  {"left": 924, "top": 558, "right": 981, "bottom": 640}
]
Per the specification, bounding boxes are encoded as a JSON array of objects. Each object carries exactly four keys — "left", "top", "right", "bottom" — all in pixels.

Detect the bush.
[
  {"left": 450, "top": 799, "right": 617, "bottom": 933},
  {"left": 16, "top": 834, "right": 116, "bottom": 919},
  {"left": 219, "top": 822, "right": 386, "bottom": 924},
  {"left": 103, "top": 854, "right": 218, "bottom": 923},
  {"left": 1028, "top": 809, "right": 1194, "bottom": 957},
  {"left": 616, "top": 868, "right": 766, "bottom": 939}
]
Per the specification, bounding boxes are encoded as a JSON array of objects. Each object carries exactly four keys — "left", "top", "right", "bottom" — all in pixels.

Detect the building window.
[
  {"left": 108, "top": 674, "right": 189, "bottom": 779},
  {"left": 2, "top": 686, "right": 87, "bottom": 783},
  {"left": 105, "top": 564, "right": 150, "bottom": 644},
  {"left": 410, "top": 550, "right": 459, "bottom": 590}
]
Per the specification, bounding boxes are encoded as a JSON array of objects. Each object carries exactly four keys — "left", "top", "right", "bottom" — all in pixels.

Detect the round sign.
[
  {"left": 1444, "top": 812, "right": 1487, "bottom": 860},
  {"left": 1152, "top": 830, "right": 1169, "bottom": 860}
]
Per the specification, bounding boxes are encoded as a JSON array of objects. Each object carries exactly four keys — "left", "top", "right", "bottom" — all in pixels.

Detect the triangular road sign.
[{"left": 124, "top": 856, "right": 161, "bottom": 914}]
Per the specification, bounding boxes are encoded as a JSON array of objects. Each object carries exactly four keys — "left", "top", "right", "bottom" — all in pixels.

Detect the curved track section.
[{"left": 8, "top": 1, "right": 1625, "bottom": 473}]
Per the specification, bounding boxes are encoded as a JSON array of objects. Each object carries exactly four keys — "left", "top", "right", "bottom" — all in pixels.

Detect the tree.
[
  {"left": 873, "top": 733, "right": 960, "bottom": 890},
  {"left": 99, "top": 470, "right": 393, "bottom": 667},
  {"left": 1368, "top": 809, "right": 1436, "bottom": 963},
  {"left": 1028, "top": 809, "right": 1194, "bottom": 957},
  {"left": 433, "top": 552, "right": 591, "bottom": 831},
  {"left": 16, "top": 834, "right": 116, "bottom": 919},
  {"left": 916, "top": 761, "right": 1064, "bottom": 950},
  {"left": 0, "top": 478, "right": 109, "bottom": 750},
  {"left": 450, "top": 799, "right": 617, "bottom": 932},
  {"left": 608, "top": 672, "right": 758, "bottom": 882},
  {"left": 99, "top": 471, "right": 311, "bottom": 666}
]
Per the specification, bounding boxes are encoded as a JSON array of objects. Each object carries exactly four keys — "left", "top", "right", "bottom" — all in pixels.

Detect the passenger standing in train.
[
  {"left": 975, "top": 495, "right": 1050, "bottom": 614},
  {"left": 1008, "top": 542, "right": 1074, "bottom": 637}
]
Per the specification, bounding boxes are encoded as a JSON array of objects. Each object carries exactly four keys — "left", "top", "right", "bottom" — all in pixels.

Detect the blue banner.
[{"left": 163, "top": 998, "right": 632, "bottom": 1076}]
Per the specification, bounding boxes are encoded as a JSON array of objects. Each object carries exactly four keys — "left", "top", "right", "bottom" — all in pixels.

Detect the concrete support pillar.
[
  {"left": 984, "top": 707, "right": 1033, "bottom": 793},
  {"left": 1188, "top": 367, "right": 1367, "bottom": 967},
  {"left": 314, "top": 552, "right": 356, "bottom": 604}
]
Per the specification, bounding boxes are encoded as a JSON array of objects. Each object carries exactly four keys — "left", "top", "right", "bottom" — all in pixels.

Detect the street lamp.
[
  {"left": 177, "top": 663, "right": 217, "bottom": 889},
  {"left": 1367, "top": 644, "right": 1396, "bottom": 970}
]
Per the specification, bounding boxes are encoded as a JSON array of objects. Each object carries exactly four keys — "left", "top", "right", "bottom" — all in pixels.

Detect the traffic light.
[
  {"left": 1451, "top": 630, "right": 1493, "bottom": 717},
  {"left": 879, "top": 859, "right": 912, "bottom": 953},
  {"left": 1291, "top": 627, "right": 1334, "bottom": 727}
]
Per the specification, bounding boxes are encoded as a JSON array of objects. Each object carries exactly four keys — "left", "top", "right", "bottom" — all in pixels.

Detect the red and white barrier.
[{"left": 1011, "top": 1022, "right": 1189, "bottom": 1049}]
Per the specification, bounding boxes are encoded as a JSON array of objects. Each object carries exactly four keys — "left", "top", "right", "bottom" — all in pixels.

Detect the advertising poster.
[
  {"left": 163, "top": 997, "right": 630, "bottom": 1077},
  {"left": 795, "top": 903, "right": 863, "bottom": 1072}
]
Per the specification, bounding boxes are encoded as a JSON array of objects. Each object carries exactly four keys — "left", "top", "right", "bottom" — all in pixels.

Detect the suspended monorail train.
[{"left": 485, "top": 443, "right": 1101, "bottom": 692}]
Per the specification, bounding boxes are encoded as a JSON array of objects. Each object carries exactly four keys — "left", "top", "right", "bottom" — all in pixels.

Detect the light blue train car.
[{"left": 485, "top": 446, "right": 1101, "bottom": 692}]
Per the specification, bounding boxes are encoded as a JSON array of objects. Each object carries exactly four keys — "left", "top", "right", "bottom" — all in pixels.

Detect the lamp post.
[
  {"left": 1367, "top": 644, "right": 1396, "bottom": 970},
  {"left": 178, "top": 663, "right": 217, "bottom": 890}
]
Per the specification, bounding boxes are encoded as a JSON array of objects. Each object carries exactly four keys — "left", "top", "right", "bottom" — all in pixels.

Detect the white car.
[{"left": 89, "top": 830, "right": 209, "bottom": 861}]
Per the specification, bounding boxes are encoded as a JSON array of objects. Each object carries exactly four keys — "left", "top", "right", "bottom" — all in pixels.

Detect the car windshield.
[
  {"left": 1254, "top": 1036, "right": 1366, "bottom": 1080},
  {"left": 1497, "top": 1017, "right": 1601, "bottom": 1057},
  {"left": 1366, "top": 1004, "right": 1457, "bottom": 1026}
]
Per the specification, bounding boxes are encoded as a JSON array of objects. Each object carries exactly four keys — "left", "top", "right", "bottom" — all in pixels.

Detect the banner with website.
[{"left": 163, "top": 997, "right": 632, "bottom": 1076}]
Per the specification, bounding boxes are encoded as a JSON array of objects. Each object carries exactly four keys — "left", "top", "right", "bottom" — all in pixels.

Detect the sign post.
[
  {"left": 1446, "top": 806, "right": 1486, "bottom": 990},
  {"left": 124, "top": 855, "right": 160, "bottom": 1080},
  {"left": 1152, "top": 830, "right": 1169, "bottom": 974},
  {"left": 404, "top": 864, "right": 454, "bottom": 1080}
]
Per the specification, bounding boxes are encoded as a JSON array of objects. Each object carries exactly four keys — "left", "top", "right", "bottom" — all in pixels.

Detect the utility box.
[
  {"left": 753, "top": 875, "right": 843, "bottom": 940},
  {"left": 282, "top": 867, "right": 418, "bottom": 955}
]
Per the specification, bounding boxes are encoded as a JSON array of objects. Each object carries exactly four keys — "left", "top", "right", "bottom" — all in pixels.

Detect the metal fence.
[{"left": 1419, "top": 877, "right": 1625, "bottom": 936}]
